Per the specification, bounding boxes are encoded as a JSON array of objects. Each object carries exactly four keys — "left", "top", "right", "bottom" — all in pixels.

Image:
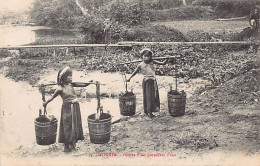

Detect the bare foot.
[
  {"left": 64, "top": 144, "right": 71, "bottom": 153},
  {"left": 69, "top": 144, "right": 76, "bottom": 151},
  {"left": 148, "top": 113, "right": 155, "bottom": 118}
]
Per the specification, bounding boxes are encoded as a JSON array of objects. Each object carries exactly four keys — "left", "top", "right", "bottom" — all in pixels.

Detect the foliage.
[
  {"left": 186, "top": 27, "right": 257, "bottom": 42},
  {"left": 1, "top": 42, "right": 257, "bottom": 90},
  {"left": 78, "top": 15, "right": 104, "bottom": 43},
  {"left": 111, "top": 22, "right": 126, "bottom": 43},
  {"left": 28, "top": 29, "right": 85, "bottom": 45},
  {"left": 110, "top": 0, "right": 150, "bottom": 26},
  {"left": 30, "top": 0, "right": 82, "bottom": 29},
  {"left": 145, "top": 0, "right": 183, "bottom": 10},
  {"left": 190, "top": 0, "right": 259, "bottom": 18},
  {"left": 28, "top": 0, "right": 260, "bottom": 44},
  {"left": 124, "top": 25, "right": 188, "bottom": 42},
  {"left": 147, "top": 6, "right": 214, "bottom": 21},
  {"left": 0, "top": 50, "right": 12, "bottom": 58}
]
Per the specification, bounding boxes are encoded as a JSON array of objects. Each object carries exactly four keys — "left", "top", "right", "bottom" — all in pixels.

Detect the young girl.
[
  {"left": 249, "top": 8, "right": 259, "bottom": 31},
  {"left": 104, "top": 18, "right": 111, "bottom": 44},
  {"left": 43, "top": 66, "right": 90, "bottom": 152},
  {"left": 126, "top": 48, "right": 169, "bottom": 118}
]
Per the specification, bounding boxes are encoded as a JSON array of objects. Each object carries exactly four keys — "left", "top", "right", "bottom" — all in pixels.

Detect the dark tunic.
[
  {"left": 249, "top": 13, "right": 259, "bottom": 29},
  {"left": 58, "top": 85, "right": 84, "bottom": 144},
  {"left": 104, "top": 22, "right": 111, "bottom": 44},
  {"left": 249, "top": 12, "right": 260, "bottom": 39},
  {"left": 139, "top": 62, "right": 160, "bottom": 114}
]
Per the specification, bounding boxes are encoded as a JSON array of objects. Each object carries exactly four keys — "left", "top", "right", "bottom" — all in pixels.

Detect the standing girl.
[
  {"left": 127, "top": 48, "right": 169, "bottom": 118},
  {"left": 104, "top": 18, "right": 111, "bottom": 44},
  {"left": 43, "top": 66, "right": 89, "bottom": 152},
  {"left": 249, "top": 8, "right": 259, "bottom": 32},
  {"left": 249, "top": 7, "right": 260, "bottom": 53}
]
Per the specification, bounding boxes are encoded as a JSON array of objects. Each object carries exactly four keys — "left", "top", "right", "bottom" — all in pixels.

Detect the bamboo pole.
[
  {"left": 1, "top": 41, "right": 257, "bottom": 50},
  {"left": 119, "top": 55, "right": 180, "bottom": 65},
  {"left": 34, "top": 82, "right": 98, "bottom": 87},
  {"left": 118, "top": 41, "right": 257, "bottom": 46},
  {"left": 0, "top": 44, "right": 133, "bottom": 50}
]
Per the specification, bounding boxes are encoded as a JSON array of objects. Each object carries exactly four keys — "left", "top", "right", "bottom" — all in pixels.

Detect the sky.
[{"left": 0, "top": 0, "right": 35, "bottom": 13}]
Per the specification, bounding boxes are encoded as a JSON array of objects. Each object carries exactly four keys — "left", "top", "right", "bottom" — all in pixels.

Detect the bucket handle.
[
  {"left": 96, "top": 81, "right": 101, "bottom": 113},
  {"left": 39, "top": 84, "right": 47, "bottom": 116},
  {"left": 172, "top": 72, "right": 178, "bottom": 91},
  {"left": 121, "top": 73, "right": 128, "bottom": 92}
]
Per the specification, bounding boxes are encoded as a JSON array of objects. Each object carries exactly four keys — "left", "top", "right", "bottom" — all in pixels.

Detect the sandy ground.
[{"left": 0, "top": 66, "right": 260, "bottom": 166}]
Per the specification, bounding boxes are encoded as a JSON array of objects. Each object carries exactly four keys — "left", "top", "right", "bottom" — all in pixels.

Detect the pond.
[{"left": 0, "top": 25, "right": 83, "bottom": 47}]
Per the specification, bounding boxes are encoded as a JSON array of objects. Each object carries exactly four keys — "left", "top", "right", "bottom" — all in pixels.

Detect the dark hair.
[
  {"left": 252, "top": 7, "right": 259, "bottom": 14},
  {"left": 141, "top": 49, "right": 152, "bottom": 57},
  {"left": 57, "top": 67, "right": 72, "bottom": 86},
  {"left": 141, "top": 49, "right": 153, "bottom": 63}
]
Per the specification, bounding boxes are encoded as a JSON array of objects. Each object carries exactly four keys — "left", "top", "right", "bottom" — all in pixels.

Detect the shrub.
[
  {"left": 145, "top": 0, "right": 182, "bottom": 10},
  {"left": 30, "top": 0, "right": 82, "bottom": 29},
  {"left": 186, "top": 27, "right": 257, "bottom": 42},
  {"left": 78, "top": 15, "right": 104, "bottom": 43},
  {"left": 124, "top": 25, "right": 187, "bottom": 42},
  {"left": 190, "top": 0, "right": 259, "bottom": 18},
  {"left": 186, "top": 30, "right": 212, "bottom": 42},
  {"left": 147, "top": 5, "right": 214, "bottom": 21},
  {"left": 111, "top": 22, "right": 126, "bottom": 43},
  {"left": 110, "top": 0, "right": 150, "bottom": 26}
]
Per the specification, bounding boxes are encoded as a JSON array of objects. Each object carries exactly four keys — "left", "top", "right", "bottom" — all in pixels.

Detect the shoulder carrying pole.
[{"left": 119, "top": 55, "right": 180, "bottom": 65}]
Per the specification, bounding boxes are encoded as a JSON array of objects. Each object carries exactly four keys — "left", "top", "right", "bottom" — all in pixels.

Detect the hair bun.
[{"left": 140, "top": 48, "right": 153, "bottom": 57}]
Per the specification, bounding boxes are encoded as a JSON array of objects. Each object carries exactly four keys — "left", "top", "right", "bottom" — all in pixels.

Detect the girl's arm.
[
  {"left": 126, "top": 64, "right": 141, "bottom": 82},
  {"left": 153, "top": 56, "right": 170, "bottom": 65},
  {"left": 43, "top": 88, "right": 61, "bottom": 107}
]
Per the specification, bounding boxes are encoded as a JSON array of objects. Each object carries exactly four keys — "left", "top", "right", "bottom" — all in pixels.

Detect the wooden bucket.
[
  {"left": 88, "top": 113, "right": 111, "bottom": 144},
  {"left": 34, "top": 116, "right": 58, "bottom": 145},
  {"left": 168, "top": 90, "right": 186, "bottom": 117},
  {"left": 119, "top": 91, "right": 136, "bottom": 116}
]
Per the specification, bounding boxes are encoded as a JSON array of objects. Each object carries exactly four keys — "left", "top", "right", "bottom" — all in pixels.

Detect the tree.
[
  {"left": 75, "top": 0, "right": 88, "bottom": 15},
  {"left": 30, "top": 0, "right": 58, "bottom": 26},
  {"left": 30, "top": 0, "right": 83, "bottom": 28}
]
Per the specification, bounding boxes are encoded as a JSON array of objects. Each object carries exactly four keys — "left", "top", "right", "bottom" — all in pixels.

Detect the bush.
[
  {"left": 111, "top": 22, "right": 126, "bottom": 43},
  {"left": 190, "top": 0, "right": 259, "bottom": 18},
  {"left": 186, "top": 30, "right": 212, "bottom": 42},
  {"left": 186, "top": 27, "right": 257, "bottom": 42},
  {"left": 78, "top": 15, "right": 104, "bottom": 43},
  {"left": 30, "top": 0, "right": 83, "bottom": 29},
  {"left": 147, "top": 6, "right": 214, "bottom": 21},
  {"left": 124, "top": 25, "right": 187, "bottom": 42},
  {"left": 110, "top": 0, "right": 150, "bottom": 26},
  {"left": 144, "top": 0, "right": 182, "bottom": 10}
]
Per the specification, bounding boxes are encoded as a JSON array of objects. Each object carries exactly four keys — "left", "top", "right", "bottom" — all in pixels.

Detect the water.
[
  {"left": 0, "top": 25, "right": 81, "bottom": 47},
  {"left": 0, "top": 25, "right": 41, "bottom": 47}
]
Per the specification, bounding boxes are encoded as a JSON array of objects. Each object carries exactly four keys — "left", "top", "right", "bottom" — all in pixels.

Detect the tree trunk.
[
  {"left": 75, "top": 0, "right": 88, "bottom": 15},
  {"left": 182, "top": 0, "right": 187, "bottom": 6}
]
